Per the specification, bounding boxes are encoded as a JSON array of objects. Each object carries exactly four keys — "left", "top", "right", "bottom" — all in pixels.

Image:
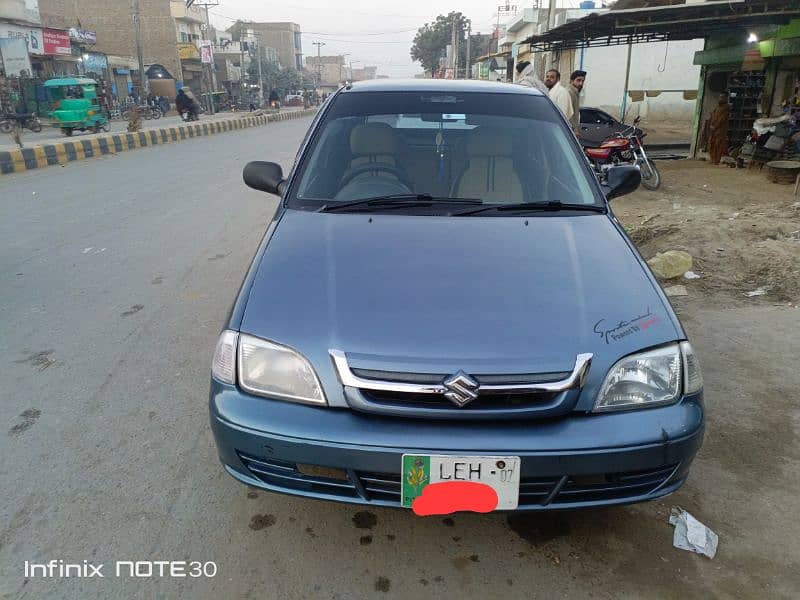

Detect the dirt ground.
[{"left": 615, "top": 160, "right": 800, "bottom": 305}]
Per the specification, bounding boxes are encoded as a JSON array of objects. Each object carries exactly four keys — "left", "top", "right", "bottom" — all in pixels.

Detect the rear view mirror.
[
  {"left": 603, "top": 165, "right": 641, "bottom": 199},
  {"left": 243, "top": 161, "right": 285, "bottom": 196}
]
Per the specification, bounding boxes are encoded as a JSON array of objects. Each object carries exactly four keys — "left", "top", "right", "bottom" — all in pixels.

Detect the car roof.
[{"left": 342, "top": 78, "right": 543, "bottom": 96}]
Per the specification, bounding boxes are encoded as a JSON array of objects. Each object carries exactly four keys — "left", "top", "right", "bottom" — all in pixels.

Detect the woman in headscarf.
[{"left": 707, "top": 93, "right": 730, "bottom": 165}]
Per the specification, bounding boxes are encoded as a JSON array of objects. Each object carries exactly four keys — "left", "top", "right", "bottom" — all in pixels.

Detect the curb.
[{"left": 0, "top": 109, "right": 317, "bottom": 176}]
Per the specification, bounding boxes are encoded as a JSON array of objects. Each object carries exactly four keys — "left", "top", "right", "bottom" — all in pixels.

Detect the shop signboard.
[
  {"left": 0, "top": 37, "right": 33, "bottom": 76},
  {"left": 69, "top": 28, "right": 97, "bottom": 45},
  {"left": 83, "top": 52, "right": 108, "bottom": 73},
  {"left": 1, "top": 24, "right": 44, "bottom": 55},
  {"left": 200, "top": 41, "right": 213, "bottom": 64},
  {"left": 43, "top": 28, "right": 71, "bottom": 55}
]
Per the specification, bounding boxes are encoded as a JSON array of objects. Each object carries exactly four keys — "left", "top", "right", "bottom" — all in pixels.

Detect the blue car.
[{"left": 210, "top": 80, "right": 704, "bottom": 513}]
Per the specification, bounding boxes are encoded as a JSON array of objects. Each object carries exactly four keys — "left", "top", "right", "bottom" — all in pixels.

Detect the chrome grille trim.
[{"left": 330, "top": 349, "right": 593, "bottom": 395}]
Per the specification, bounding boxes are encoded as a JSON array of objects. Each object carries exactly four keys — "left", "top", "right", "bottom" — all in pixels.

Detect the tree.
[
  {"left": 247, "top": 60, "right": 309, "bottom": 98},
  {"left": 411, "top": 12, "right": 479, "bottom": 77}
]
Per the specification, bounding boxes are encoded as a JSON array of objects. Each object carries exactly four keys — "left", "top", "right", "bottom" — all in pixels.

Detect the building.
[
  {"left": 227, "top": 21, "right": 302, "bottom": 70},
  {"left": 350, "top": 65, "right": 377, "bottom": 81},
  {"left": 37, "top": 0, "right": 212, "bottom": 97},
  {"left": 306, "top": 54, "right": 346, "bottom": 91}
]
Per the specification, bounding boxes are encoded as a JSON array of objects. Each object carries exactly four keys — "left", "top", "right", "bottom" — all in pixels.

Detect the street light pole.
[
  {"left": 132, "top": 0, "right": 148, "bottom": 100},
  {"left": 254, "top": 35, "right": 264, "bottom": 106}
]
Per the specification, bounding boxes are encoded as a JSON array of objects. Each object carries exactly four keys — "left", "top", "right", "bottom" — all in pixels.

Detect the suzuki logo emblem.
[{"left": 442, "top": 371, "right": 480, "bottom": 407}]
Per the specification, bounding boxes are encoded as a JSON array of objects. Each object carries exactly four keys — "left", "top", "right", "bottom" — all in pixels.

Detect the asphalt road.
[{"left": 1, "top": 118, "right": 798, "bottom": 599}]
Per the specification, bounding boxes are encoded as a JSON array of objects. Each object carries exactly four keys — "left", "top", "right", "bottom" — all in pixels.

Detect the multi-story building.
[
  {"left": 37, "top": 0, "right": 211, "bottom": 96},
  {"left": 306, "top": 55, "right": 346, "bottom": 89},
  {"left": 227, "top": 21, "right": 302, "bottom": 70}
]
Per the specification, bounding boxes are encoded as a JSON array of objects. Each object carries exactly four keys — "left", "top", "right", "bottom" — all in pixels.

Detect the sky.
[{"left": 208, "top": 1, "right": 591, "bottom": 78}]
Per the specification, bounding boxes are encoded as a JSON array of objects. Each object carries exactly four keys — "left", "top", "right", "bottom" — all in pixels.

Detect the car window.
[{"left": 291, "top": 92, "right": 599, "bottom": 209}]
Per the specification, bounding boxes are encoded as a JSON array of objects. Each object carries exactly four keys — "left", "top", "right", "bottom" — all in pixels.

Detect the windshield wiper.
[
  {"left": 453, "top": 201, "right": 606, "bottom": 217},
  {"left": 318, "top": 194, "right": 483, "bottom": 213}
]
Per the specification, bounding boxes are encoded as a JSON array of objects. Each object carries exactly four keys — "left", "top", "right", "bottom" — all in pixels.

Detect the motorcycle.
[
  {"left": 181, "top": 109, "right": 200, "bottom": 122},
  {"left": 0, "top": 113, "right": 43, "bottom": 133},
  {"left": 583, "top": 116, "right": 661, "bottom": 191}
]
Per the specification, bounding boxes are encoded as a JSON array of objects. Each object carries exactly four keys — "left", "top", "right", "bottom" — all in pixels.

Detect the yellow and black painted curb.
[{"left": 0, "top": 109, "right": 317, "bottom": 176}]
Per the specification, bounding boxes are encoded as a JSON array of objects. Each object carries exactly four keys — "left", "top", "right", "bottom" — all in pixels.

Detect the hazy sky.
[{"left": 208, "top": 1, "right": 588, "bottom": 77}]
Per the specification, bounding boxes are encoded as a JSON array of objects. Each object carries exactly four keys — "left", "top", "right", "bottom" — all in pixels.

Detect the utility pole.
[
  {"left": 189, "top": 1, "right": 219, "bottom": 114},
  {"left": 454, "top": 17, "right": 459, "bottom": 79},
  {"left": 466, "top": 20, "right": 471, "bottom": 80},
  {"left": 254, "top": 35, "right": 264, "bottom": 106},
  {"left": 451, "top": 15, "right": 457, "bottom": 79},
  {"left": 132, "top": 0, "right": 148, "bottom": 100},
  {"left": 312, "top": 41, "right": 325, "bottom": 89}
]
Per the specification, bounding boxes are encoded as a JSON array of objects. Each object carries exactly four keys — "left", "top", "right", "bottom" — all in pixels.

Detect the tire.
[
  {"left": 150, "top": 108, "right": 162, "bottom": 120},
  {"left": 639, "top": 158, "right": 661, "bottom": 190},
  {"left": 122, "top": 110, "right": 131, "bottom": 121},
  {"left": 0, "top": 119, "right": 12, "bottom": 133},
  {"left": 63, "top": 128, "right": 73, "bottom": 137},
  {"left": 29, "top": 120, "right": 42, "bottom": 133}
]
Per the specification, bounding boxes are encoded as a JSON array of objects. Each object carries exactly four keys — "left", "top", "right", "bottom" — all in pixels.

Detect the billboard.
[
  {"left": 43, "top": 28, "right": 71, "bottom": 55},
  {"left": 0, "top": 37, "right": 33, "bottom": 76}
]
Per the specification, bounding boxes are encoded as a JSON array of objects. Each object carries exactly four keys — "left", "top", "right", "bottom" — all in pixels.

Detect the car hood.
[{"left": 239, "top": 210, "right": 683, "bottom": 409}]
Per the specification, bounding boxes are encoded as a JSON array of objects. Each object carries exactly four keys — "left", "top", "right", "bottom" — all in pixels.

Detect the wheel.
[
  {"left": 0, "top": 120, "right": 12, "bottom": 133},
  {"left": 151, "top": 108, "right": 162, "bottom": 120},
  {"left": 639, "top": 159, "right": 661, "bottom": 191},
  {"left": 29, "top": 120, "right": 42, "bottom": 133},
  {"left": 143, "top": 109, "right": 152, "bottom": 120},
  {"left": 63, "top": 128, "right": 73, "bottom": 137},
  {"left": 122, "top": 110, "right": 131, "bottom": 121}
]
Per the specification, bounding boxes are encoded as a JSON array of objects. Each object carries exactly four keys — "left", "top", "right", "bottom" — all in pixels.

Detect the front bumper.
[{"left": 210, "top": 380, "right": 704, "bottom": 511}]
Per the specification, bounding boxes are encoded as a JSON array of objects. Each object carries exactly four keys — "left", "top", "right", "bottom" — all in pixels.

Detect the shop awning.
[
  {"left": 525, "top": 0, "right": 800, "bottom": 52},
  {"left": 475, "top": 50, "right": 512, "bottom": 62}
]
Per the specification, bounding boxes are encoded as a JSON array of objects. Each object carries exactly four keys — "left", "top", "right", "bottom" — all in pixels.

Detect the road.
[
  {"left": 0, "top": 108, "right": 303, "bottom": 152},
  {"left": 1, "top": 118, "right": 798, "bottom": 599}
]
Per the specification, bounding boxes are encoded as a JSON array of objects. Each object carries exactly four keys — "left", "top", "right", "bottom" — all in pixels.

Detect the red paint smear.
[
  {"left": 412, "top": 481, "right": 499, "bottom": 516},
  {"left": 640, "top": 317, "right": 660, "bottom": 330}
]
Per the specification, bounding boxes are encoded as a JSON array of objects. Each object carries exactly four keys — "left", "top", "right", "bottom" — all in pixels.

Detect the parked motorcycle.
[
  {"left": 0, "top": 113, "right": 43, "bottom": 133},
  {"left": 583, "top": 116, "right": 661, "bottom": 190},
  {"left": 122, "top": 105, "right": 162, "bottom": 121}
]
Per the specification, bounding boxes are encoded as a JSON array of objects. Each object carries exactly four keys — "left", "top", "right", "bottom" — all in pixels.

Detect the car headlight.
[
  {"left": 595, "top": 343, "right": 699, "bottom": 412},
  {"left": 237, "top": 334, "right": 326, "bottom": 405}
]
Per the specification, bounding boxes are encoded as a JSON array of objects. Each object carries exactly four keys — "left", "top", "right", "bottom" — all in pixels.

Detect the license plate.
[{"left": 401, "top": 454, "right": 520, "bottom": 513}]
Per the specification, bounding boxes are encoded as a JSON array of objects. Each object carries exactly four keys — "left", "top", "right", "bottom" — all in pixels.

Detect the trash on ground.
[
  {"left": 648, "top": 250, "right": 693, "bottom": 280},
  {"left": 728, "top": 212, "right": 740, "bottom": 220},
  {"left": 672, "top": 202, "right": 681, "bottom": 210},
  {"left": 641, "top": 214, "right": 659, "bottom": 225},
  {"left": 664, "top": 285, "right": 689, "bottom": 297},
  {"left": 745, "top": 287, "right": 768, "bottom": 297},
  {"left": 684, "top": 271, "right": 701, "bottom": 280},
  {"left": 716, "top": 247, "right": 725, "bottom": 252},
  {"left": 669, "top": 508, "right": 718, "bottom": 559}
]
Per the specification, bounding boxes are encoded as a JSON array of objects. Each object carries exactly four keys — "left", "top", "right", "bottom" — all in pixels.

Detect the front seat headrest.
[
  {"left": 350, "top": 123, "right": 398, "bottom": 156},
  {"left": 466, "top": 133, "right": 513, "bottom": 157}
]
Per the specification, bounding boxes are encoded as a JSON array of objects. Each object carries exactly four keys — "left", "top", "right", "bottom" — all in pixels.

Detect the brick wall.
[{"left": 38, "top": 0, "right": 182, "bottom": 83}]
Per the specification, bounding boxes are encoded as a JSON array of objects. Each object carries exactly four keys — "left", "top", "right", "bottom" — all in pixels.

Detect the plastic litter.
[
  {"left": 684, "top": 271, "right": 701, "bottom": 280},
  {"left": 664, "top": 285, "right": 689, "bottom": 297},
  {"left": 669, "top": 508, "right": 718, "bottom": 559},
  {"left": 745, "top": 287, "right": 768, "bottom": 297}
]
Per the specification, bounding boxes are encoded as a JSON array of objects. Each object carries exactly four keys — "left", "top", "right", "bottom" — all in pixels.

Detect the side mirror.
[
  {"left": 603, "top": 165, "right": 641, "bottom": 199},
  {"left": 243, "top": 161, "right": 285, "bottom": 196}
]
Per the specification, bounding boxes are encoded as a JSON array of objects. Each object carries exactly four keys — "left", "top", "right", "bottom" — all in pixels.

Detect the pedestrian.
[
  {"left": 566, "top": 70, "right": 586, "bottom": 135},
  {"left": 544, "top": 69, "right": 572, "bottom": 122},
  {"left": 707, "top": 92, "right": 730, "bottom": 165},
  {"left": 515, "top": 60, "right": 548, "bottom": 95}
]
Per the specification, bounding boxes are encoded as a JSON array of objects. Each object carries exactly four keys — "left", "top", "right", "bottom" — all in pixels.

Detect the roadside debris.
[
  {"left": 669, "top": 508, "right": 718, "bottom": 559},
  {"left": 745, "top": 287, "right": 769, "bottom": 297},
  {"left": 641, "top": 214, "right": 659, "bottom": 225},
  {"left": 664, "top": 285, "right": 689, "bottom": 297},
  {"left": 684, "top": 271, "right": 701, "bottom": 280},
  {"left": 647, "top": 250, "right": 693, "bottom": 279}
]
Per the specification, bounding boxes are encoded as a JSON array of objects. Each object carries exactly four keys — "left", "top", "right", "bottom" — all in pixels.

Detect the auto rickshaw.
[{"left": 43, "top": 78, "right": 109, "bottom": 137}]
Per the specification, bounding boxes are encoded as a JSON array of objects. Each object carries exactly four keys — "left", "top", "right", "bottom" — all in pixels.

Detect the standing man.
[
  {"left": 544, "top": 69, "right": 572, "bottom": 121},
  {"left": 515, "top": 60, "right": 549, "bottom": 95},
  {"left": 707, "top": 92, "right": 730, "bottom": 165},
  {"left": 567, "top": 70, "right": 586, "bottom": 135}
]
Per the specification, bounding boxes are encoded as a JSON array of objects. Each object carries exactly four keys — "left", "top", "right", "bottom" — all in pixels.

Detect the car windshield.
[{"left": 289, "top": 91, "right": 600, "bottom": 212}]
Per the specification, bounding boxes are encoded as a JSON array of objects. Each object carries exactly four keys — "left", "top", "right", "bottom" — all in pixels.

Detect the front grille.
[
  {"left": 239, "top": 451, "right": 679, "bottom": 508},
  {"left": 363, "top": 389, "right": 559, "bottom": 410}
]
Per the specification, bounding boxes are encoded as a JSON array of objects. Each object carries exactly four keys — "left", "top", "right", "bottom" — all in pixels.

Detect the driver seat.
[
  {"left": 451, "top": 132, "right": 524, "bottom": 203},
  {"left": 348, "top": 123, "right": 402, "bottom": 181}
]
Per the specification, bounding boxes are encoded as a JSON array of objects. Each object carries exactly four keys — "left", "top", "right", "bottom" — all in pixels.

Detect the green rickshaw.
[{"left": 44, "top": 78, "right": 109, "bottom": 137}]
